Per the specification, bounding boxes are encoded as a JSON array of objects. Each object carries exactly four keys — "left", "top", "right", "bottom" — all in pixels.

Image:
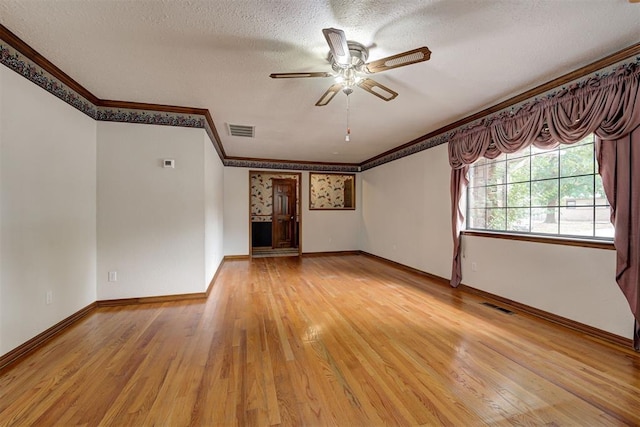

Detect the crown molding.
[
  {"left": 0, "top": 24, "right": 359, "bottom": 174},
  {"left": 225, "top": 156, "right": 359, "bottom": 172},
  {"left": 359, "top": 41, "right": 640, "bottom": 170},
  {"left": 0, "top": 23, "right": 99, "bottom": 105},
  {"left": 2, "top": 23, "right": 639, "bottom": 173}
]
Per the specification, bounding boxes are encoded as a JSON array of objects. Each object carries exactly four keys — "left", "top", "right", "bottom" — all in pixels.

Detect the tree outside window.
[{"left": 467, "top": 135, "right": 613, "bottom": 238}]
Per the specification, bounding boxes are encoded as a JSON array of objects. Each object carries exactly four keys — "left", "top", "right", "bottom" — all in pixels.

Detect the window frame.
[{"left": 464, "top": 136, "right": 614, "bottom": 246}]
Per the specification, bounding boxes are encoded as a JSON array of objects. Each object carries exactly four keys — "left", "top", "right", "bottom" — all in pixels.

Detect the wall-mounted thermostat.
[{"left": 163, "top": 159, "right": 175, "bottom": 168}]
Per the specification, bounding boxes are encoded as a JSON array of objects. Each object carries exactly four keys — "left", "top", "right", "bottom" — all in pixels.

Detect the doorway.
[
  {"left": 249, "top": 171, "right": 301, "bottom": 258},
  {"left": 272, "top": 178, "right": 297, "bottom": 249}
]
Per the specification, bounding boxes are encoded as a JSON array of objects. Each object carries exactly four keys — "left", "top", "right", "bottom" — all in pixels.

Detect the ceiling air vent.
[{"left": 227, "top": 123, "right": 255, "bottom": 138}]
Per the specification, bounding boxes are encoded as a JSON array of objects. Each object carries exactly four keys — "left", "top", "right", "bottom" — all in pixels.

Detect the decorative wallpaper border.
[
  {"left": 0, "top": 39, "right": 209, "bottom": 129},
  {"left": 360, "top": 54, "right": 640, "bottom": 171},
  {"left": 96, "top": 107, "right": 204, "bottom": 128},
  {"left": 0, "top": 36, "right": 355, "bottom": 173},
  {"left": 0, "top": 41, "right": 97, "bottom": 118},
  {"left": 360, "top": 134, "right": 449, "bottom": 171},
  {"left": 3, "top": 31, "right": 638, "bottom": 174},
  {"left": 224, "top": 158, "right": 360, "bottom": 173},
  {"left": 455, "top": 56, "right": 640, "bottom": 137}
]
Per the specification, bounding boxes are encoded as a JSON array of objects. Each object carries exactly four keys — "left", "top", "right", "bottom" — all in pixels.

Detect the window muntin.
[{"left": 466, "top": 135, "right": 613, "bottom": 239}]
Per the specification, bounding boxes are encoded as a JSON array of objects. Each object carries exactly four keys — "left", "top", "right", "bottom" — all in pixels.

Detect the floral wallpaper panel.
[
  {"left": 250, "top": 173, "right": 300, "bottom": 222},
  {"left": 310, "top": 173, "right": 355, "bottom": 209}
]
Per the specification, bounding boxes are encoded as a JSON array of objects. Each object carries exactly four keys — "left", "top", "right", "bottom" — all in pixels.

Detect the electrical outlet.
[
  {"left": 46, "top": 291, "right": 53, "bottom": 305},
  {"left": 108, "top": 271, "right": 118, "bottom": 282},
  {"left": 472, "top": 262, "right": 478, "bottom": 272}
]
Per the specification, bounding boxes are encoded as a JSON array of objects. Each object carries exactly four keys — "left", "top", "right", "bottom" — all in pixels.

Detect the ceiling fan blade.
[
  {"left": 363, "top": 47, "right": 432, "bottom": 74},
  {"left": 322, "top": 28, "right": 351, "bottom": 67},
  {"left": 270, "top": 72, "right": 332, "bottom": 79},
  {"left": 315, "top": 84, "right": 343, "bottom": 106},
  {"left": 357, "top": 78, "right": 398, "bottom": 101}
]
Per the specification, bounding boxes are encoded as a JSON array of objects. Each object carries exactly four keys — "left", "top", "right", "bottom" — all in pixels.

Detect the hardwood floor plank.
[{"left": 1, "top": 255, "right": 640, "bottom": 425}]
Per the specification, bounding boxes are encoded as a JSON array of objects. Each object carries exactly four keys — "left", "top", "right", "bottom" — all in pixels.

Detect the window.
[{"left": 466, "top": 135, "right": 613, "bottom": 239}]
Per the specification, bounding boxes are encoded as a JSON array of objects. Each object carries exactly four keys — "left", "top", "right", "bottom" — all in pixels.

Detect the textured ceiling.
[{"left": 1, "top": 0, "right": 639, "bottom": 164}]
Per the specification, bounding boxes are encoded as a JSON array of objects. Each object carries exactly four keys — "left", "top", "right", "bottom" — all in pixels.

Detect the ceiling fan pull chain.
[{"left": 345, "top": 95, "right": 351, "bottom": 142}]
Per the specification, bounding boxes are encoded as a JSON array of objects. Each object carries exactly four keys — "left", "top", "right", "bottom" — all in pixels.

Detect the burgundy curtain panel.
[
  {"left": 447, "top": 61, "right": 640, "bottom": 349},
  {"left": 450, "top": 166, "right": 468, "bottom": 287},
  {"left": 597, "top": 128, "right": 640, "bottom": 350}
]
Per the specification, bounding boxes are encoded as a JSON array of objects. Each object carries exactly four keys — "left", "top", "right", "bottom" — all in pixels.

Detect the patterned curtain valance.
[{"left": 448, "top": 61, "right": 640, "bottom": 169}]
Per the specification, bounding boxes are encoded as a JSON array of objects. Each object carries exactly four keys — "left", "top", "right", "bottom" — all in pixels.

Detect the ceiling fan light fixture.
[{"left": 270, "top": 27, "right": 431, "bottom": 107}]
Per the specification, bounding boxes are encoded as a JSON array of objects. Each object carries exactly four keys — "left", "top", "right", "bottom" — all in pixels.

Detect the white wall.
[
  {"left": 223, "top": 167, "right": 250, "bottom": 256},
  {"left": 462, "top": 236, "right": 634, "bottom": 338},
  {"left": 97, "top": 122, "right": 208, "bottom": 299},
  {"left": 361, "top": 142, "right": 634, "bottom": 339},
  {"left": 223, "top": 168, "right": 361, "bottom": 256},
  {"left": 0, "top": 66, "right": 3, "bottom": 354},
  {"left": 0, "top": 67, "right": 225, "bottom": 355},
  {"left": 0, "top": 67, "right": 97, "bottom": 354},
  {"left": 361, "top": 144, "right": 453, "bottom": 278},
  {"left": 302, "top": 172, "right": 361, "bottom": 253},
  {"left": 0, "top": 64, "right": 3, "bottom": 354},
  {"left": 1, "top": 44, "right": 632, "bottom": 359},
  {"left": 204, "top": 133, "right": 224, "bottom": 285}
]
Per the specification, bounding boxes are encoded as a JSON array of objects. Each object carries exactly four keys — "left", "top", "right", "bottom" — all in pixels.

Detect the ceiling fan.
[{"left": 270, "top": 28, "right": 431, "bottom": 106}]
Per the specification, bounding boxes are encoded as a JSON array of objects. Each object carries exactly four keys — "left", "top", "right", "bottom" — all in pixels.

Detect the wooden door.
[{"left": 272, "top": 179, "right": 297, "bottom": 248}]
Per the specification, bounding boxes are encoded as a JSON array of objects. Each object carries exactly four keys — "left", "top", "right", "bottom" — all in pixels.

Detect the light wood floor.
[{"left": 1, "top": 255, "right": 640, "bottom": 426}]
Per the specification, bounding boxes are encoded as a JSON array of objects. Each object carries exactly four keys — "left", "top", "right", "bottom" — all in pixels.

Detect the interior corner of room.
[{"left": 1, "top": 1, "right": 639, "bottom": 405}]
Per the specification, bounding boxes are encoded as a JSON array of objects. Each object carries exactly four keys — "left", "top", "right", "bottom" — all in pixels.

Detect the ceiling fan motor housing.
[
  {"left": 330, "top": 41, "right": 369, "bottom": 72},
  {"left": 270, "top": 27, "right": 431, "bottom": 106}
]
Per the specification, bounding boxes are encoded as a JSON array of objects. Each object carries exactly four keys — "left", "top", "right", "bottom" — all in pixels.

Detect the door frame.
[
  {"left": 248, "top": 170, "right": 302, "bottom": 258},
  {"left": 271, "top": 178, "right": 298, "bottom": 249}
]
